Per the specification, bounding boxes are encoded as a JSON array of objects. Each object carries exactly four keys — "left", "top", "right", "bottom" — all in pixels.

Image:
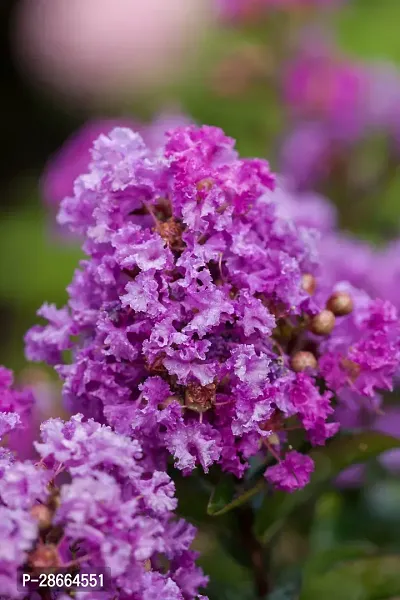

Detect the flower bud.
[
  {"left": 156, "top": 218, "right": 183, "bottom": 251},
  {"left": 301, "top": 273, "right": 316, "bottom": 295},
  {"left": 185, "top": 383, "right": 216, "bottom": 413},
  {"left": 145, "top": 354, "right": 167, "bottom": 374},
  {"left": 326, "top": 291, "right": 353, "bottom": 316},
  {"left": 309, "top": 310, "right": 335, "bottom": 335},
  {"left": 290, "top": 351, "right": 318, "bottom": 372}
]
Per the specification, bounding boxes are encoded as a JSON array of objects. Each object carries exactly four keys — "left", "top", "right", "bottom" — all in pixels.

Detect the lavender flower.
[
  {"left": 265, "top": 450, "right": 314, "bottom": 492},
  {"left": 0, "top": 366, "right": 34, "bottom": 458},
  {"left": 42, "top": 113, "right": 191, "bottom": 209},
  {"left": 42, "top": 119, "right": 138, "bottom": 209},
  {"left": 281, "top": 39, "right": 400, "bottom": 190},
  {"left": 0, "top": 506, "right": 38, "bottom": 598},
  {"left": 271, "top": 181, "right": 400, "bottom": 412},
  {"left": 283, "top": 43, "right": 367, "bottom": 136},
  {"left": 0, "top": 413, "right": 207, "bottom": 599},
  {"left": 26, "top": 124, "right": 400, "bottom": 493},
  {"left": 0, "top": 366, "right": 34, "bottom": 423}
]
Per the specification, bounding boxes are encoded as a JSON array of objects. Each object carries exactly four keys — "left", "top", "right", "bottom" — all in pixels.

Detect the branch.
[{"left": 238, "top": 506, "right": 270, "bottom": 598}]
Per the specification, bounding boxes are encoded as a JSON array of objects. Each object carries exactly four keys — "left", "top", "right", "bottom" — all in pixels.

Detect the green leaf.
[
  {"left": 207, "top": 477, "right": 236, "bottom": 516},
  {"left": 255, "top": 432, "right": 400, "bottom": 543},
  {"left": 300, "top": 555, "right": 400, "bottom": 600},
  {"left": 207, "top": 478, "right": 265, "bottom": 517}
]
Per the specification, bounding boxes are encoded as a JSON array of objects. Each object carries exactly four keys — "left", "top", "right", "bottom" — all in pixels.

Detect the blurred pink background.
[{"left": 13, "top": 0, "right": 214, "bottom": 105}]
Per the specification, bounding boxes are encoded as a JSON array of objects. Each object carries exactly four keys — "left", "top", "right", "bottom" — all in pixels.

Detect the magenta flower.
[
  {"left": 0, "top": 366, "right": 35, "bottom": 460},
  {"left": 26, "top": 124, "right": 400, "bottom": 493},
  {"left": 280, "top": 40, "right": 400, "bottom": 190},
  {"left": 0, "top": 366, "right": 34, "bottom": 422},
  {"left": 42, "top": 113, "right": 191, "bottom": 209},
  {"left": 217, "top": 0, "right": 343, "bottom": 22},
  {"left": 283, "top": 43, "right": 367, "bottom": 137},
  {"left": 42, "top": 119, "right": 138, "bottom": 208},
  {"left": 265, "top": 450, "right": 314, "bottom": 492}
]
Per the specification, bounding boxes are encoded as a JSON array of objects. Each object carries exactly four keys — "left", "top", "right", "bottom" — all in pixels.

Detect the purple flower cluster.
[
  {"left": 319, "top": 234, "right": 400, "bottom": 318},
  {"left": 274, "top": 180, "right": 400, "bottom": 482},
  {"left": 274, "top": 179, "right": 400, "bottom": 411},
  {"left": 283, "top": 41, "right": 366, "bottom": 134},
  {"left": 0, "top": 366, "right": 34, "bottom": 458},
  {"left": 1, "top": 412, "right": 207, "bottom": 599},
  {"left": 0, "top": 367, "right": 34, "bottom": 424},
  {"left": 26, "top": 124, "right": 400, "bottom": 493},
  {"left": 281, "top": 38, "right": 400, "bottom": 190},
  {"left": 280, "top": 182, "right": 400, "bottom": 323}
]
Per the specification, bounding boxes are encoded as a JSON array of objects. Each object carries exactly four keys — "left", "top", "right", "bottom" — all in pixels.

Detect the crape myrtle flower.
[
  {"left": 42, "top": 119, "right": 137, "bottom": 209},
  {"left": 0, "top": 366, "right": 34, "bottom": 424},
  {"left": 316, "top": 230, "right": 400, "bottom": 320},
  {"left": 260, "top": 179, "right": 400, "bottom": 487},
  {"left": 265, "top": 450, "right": 314, "bottom": 492},
  {"left": 10, "top": 367, "right": 66, "bottom": 460},
  {"left": 273, "top": 176, "right": 337, "bottom": 233},
  {"left": 41, "top": 113, "right": 190, "bottom": 245},
  {"left": 316, "top": 232, "right": 400, "bottom": 485},
  {"left": 280, "top": 38, "right": 366, "bottom": 190},
  {"left": 42, "top": 113, "right": 191, "bottom": 208},
  {"left": 26, "top": 124, "right": 400, "bottom": 493},
  {"left": 368, "top": 239, "right": 400, "bottom": 312},
  {"left": 0, "top": 413, "right": 207, "bottom": 600},
  {"left": 274, "top": 180, "right": 400, "bottom": 416},
  {"left": 317, "top": 239, "right": 400, "bottom": 417},
  {"left": 216, "top": 0, "right": 343, "bottom": 22},
  {"left": 0, "top": 366, "right": 35, "bottom": 460},
  {"left": 283, "top": 41, "right": 367, "bottom": 136},
  {"left": 281, "top": 38, "right": 400, "bottom": 190}
]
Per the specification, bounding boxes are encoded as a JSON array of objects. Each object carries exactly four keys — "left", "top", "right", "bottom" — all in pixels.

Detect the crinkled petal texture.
[
  {"left": 265, "top": 451, "right": 314, "bottom": 492},
  {"left": 0, "top": 366, "right": 34, "bottom": 426},
  {"left": 0, "top": 366, "right": 35, "bottom": 464},
  {"left": 271, "top": 185, "right": 400, "bottom": 421},
  {"left": 26, "top": 124, "right": 400, "bottom": 492},
  {"left": 0, "top": 506, "right": 38, "bottom": 597},
  {"left": 1, "top": 414, "right": 207, "bottom": 600}
]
